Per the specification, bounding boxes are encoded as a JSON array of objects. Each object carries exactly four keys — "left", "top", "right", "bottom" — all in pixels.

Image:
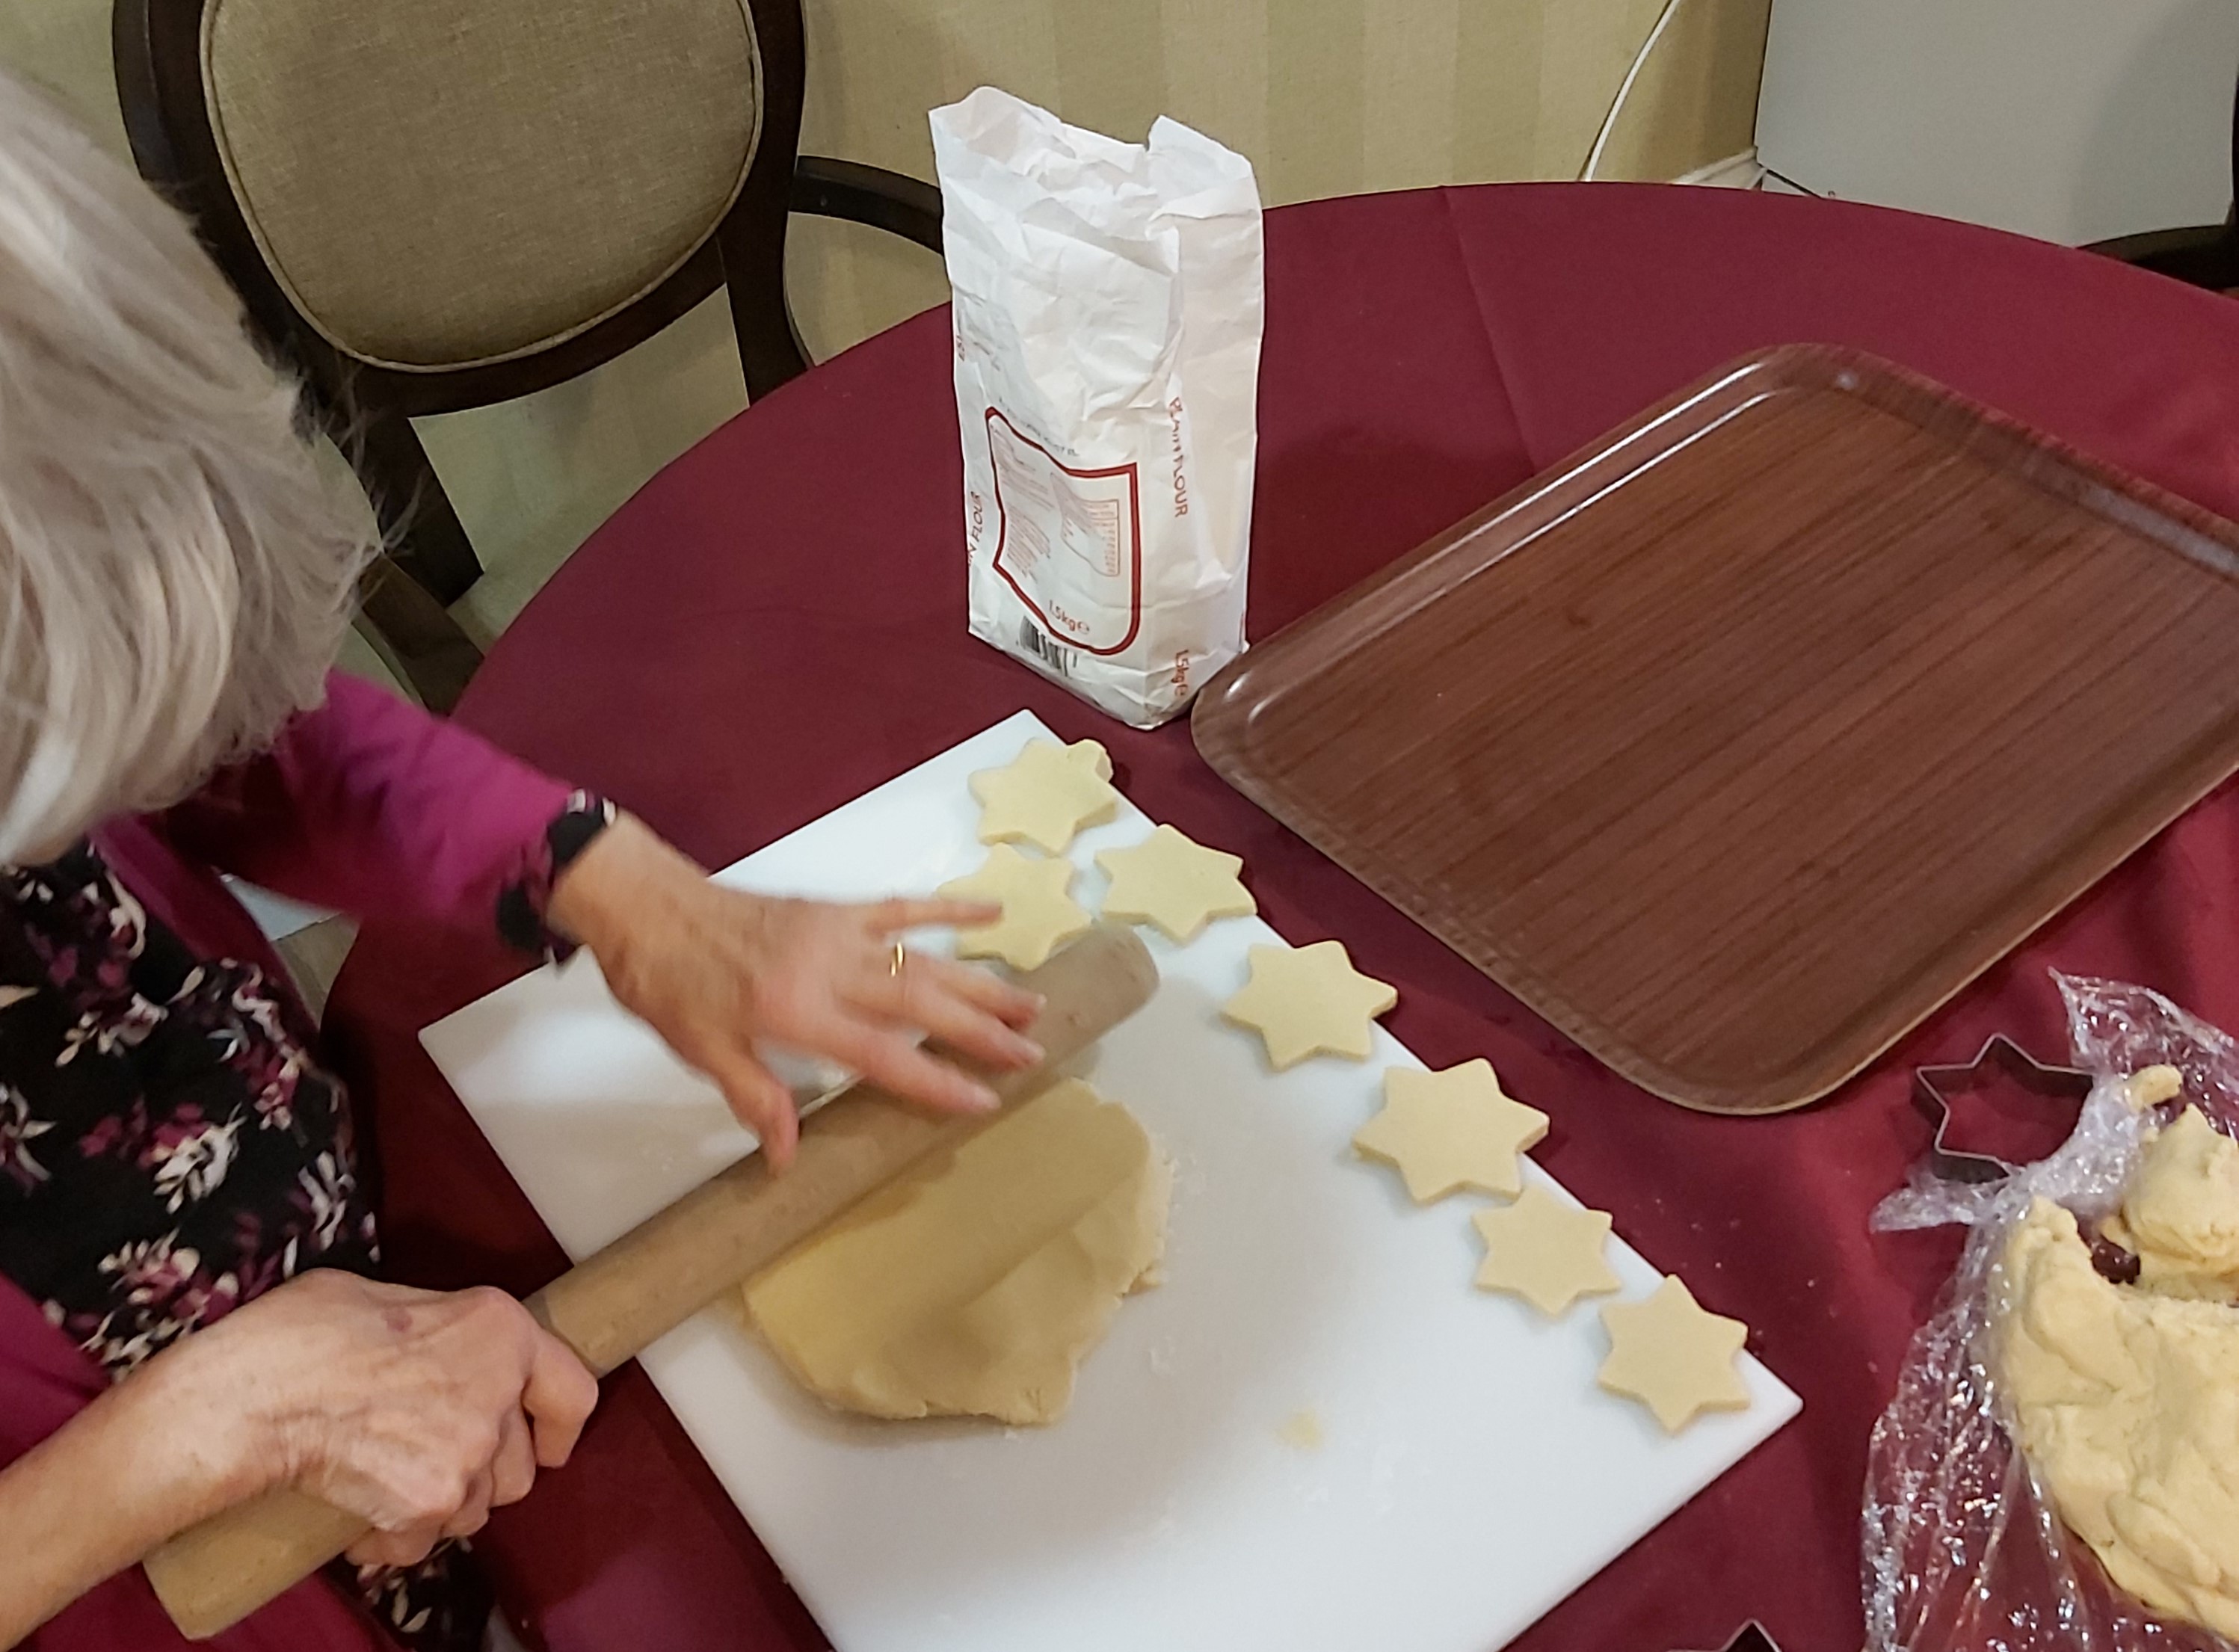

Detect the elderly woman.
[{"left": 0, "top": 73, "right": 1041, "bottom": 1652}]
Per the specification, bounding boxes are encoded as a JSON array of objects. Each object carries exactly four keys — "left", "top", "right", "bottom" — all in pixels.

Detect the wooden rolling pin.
[{"left": 143, "top": 923, "right": 1158, "bottom": 1639}]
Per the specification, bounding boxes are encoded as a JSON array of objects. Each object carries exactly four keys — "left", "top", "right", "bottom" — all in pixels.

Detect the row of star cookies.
[
  {"left": 943, "top": 739, "right": 1259, "bottom": 967},
  {"left": 954, "top": 741, "right": 1404, "bottom": 1071},
  {"left": 955, "top": 742, "right": 1411, "bottom": 1068},
  {"left": 1354, "top": 1058, "right": 1754, "bottom": 1434}
]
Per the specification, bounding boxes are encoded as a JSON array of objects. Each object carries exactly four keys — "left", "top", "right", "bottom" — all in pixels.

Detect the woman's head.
[{"left": 0, "top": 70, "right": 374, "bottom": 863}]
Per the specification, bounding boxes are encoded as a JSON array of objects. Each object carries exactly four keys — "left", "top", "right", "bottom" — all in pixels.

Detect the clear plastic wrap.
[{"left": 1863, "top": 973, "right": 2239, "bottom": 1651}]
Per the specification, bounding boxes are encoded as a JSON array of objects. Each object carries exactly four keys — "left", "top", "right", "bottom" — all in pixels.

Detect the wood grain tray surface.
[{"left": 1194, "top": 345, "right": 2239, "bottom": 1114}]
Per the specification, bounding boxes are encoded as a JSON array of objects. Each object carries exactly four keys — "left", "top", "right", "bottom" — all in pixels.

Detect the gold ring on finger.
[{"left": 890, "top": 941, "right": 907, "bottom": 977}]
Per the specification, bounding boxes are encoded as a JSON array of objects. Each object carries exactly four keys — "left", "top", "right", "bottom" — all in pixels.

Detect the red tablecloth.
[{"left": 329, "top": 182, "right": 2239, "bottom": 1652}]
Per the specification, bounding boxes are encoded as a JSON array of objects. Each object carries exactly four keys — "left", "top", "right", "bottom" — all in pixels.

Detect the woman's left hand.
[{"left": 547, "top": 814, "right": 1044, "bottom": 1168}]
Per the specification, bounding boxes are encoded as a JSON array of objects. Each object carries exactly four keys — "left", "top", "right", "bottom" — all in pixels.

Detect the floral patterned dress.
[{"left": 0, "top": 791, "right": 610, "bottom": 1651}]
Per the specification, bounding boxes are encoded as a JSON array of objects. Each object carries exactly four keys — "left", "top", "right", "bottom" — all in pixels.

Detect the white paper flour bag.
[{"left": 930, "top": 87, "right": 1263, "bottom": 728}]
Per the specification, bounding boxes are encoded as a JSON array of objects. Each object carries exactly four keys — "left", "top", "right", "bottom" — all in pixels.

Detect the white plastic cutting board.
[{"left": 422, "top": 711, "right": 1799, "bottom": 1652}]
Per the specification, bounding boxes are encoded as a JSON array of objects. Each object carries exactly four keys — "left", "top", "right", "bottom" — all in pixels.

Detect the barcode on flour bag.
[
  {"left": 931, "top": 87, "right": 1264, "bottom": 728},
  {"left": 1017, "top": 616, "right": 1074, "bottom": 678}
]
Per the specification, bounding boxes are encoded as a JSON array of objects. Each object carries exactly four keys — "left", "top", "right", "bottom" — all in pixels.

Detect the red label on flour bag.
[
  {"left": 986, "top": 410, "right": 1143, "bottom": 656},
  {"left": 932, "top": 87, "right": 1263, "bottom": 728}
]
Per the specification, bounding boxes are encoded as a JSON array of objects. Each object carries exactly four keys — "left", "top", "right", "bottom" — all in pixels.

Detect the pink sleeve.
[{"left": 160, "top": 672, "right": 582, "bottom": 940}]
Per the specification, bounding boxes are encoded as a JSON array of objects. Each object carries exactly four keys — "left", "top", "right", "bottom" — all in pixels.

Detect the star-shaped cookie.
[
  {"left": 1096, "top": 825, "right": 1256, "bottom": 943},
  {"left": 937, "top": 845, "right": 1091, "bottom": 970},
  {"left": 1471, "top": 1185, "right": 1620, "bottom": 1315},
  {"left": 1597, "top": 1276, "right": 1751, "bottom": 1433},
  {"left": 969, "top": 739, "right": 1119, "bottom": 854},
  {"left": 1221, "top": 941, "right": 1397, "bottom": 1069},
  {"left": 1353, "top": 1060, "right": 1547, "bottom": 1201}
]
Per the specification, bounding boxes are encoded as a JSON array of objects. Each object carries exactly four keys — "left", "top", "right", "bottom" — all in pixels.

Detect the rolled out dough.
[{"left": 744, "top": 1078, "right": 1170, "bottom": 1426}]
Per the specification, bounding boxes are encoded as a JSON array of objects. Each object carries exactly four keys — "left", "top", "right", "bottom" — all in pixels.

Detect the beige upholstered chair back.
[{"left": 200, "top": 0, "right": 762, "bottom": 372}]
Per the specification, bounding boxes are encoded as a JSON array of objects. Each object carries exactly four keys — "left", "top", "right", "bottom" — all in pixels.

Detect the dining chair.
[
  {"left": 2085, "top": 68, "right": 2238, "bottom": 292},
  {"left": 111, "top": 0, "right": 943, "bottom": 711}
]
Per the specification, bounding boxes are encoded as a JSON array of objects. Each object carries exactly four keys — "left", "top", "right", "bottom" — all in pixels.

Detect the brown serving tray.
[{"left": 1194, "top": 345, "right": 2239, "bottom": 1114}]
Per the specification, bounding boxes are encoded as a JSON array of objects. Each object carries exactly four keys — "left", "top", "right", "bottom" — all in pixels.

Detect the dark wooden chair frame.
[
  {"left": 113, "top": 0, "right": 943, "bottom": 710},
  {"left": 2085, "top": 69, "right": 2239, "bottom": 291}
]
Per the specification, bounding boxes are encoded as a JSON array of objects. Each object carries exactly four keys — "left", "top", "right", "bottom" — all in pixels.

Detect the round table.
[{"left": 330, "top": 182, "right": 2239, "bottom": 1652}]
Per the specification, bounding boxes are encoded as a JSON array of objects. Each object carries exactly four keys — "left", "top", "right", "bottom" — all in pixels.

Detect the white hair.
[{"left": 0, "top": 68, "right": 375, "bottom": 863}]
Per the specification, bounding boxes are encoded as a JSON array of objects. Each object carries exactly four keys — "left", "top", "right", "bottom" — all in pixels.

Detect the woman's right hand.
[{"left": 157, "top": 1269, "right": 598, "bottom": 1568}]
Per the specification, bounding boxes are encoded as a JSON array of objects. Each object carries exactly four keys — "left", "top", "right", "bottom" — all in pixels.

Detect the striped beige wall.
[
  {"left": 0, "top": 0, "right": 1770, "bottom": 642},
  {"left": 786, "top": 0, "right": 1770, "bottom": 362}
]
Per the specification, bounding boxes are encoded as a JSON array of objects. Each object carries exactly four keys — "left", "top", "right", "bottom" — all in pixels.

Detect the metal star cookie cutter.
[
  {"left": 1677, "top": 1623, "right": 1781, "bottom": 1652},
  {"left": 1911, "top": 1033, "right": 2093, "bottom": 1184}
]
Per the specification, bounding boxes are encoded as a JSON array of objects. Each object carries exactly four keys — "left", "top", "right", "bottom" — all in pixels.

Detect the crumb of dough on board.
[
  {"left": 743, "top": 1077, "right": 1168, "bottom": 1426},
  {"left": 1596, "top": 1276, "right": 1750, "bottom": 1433},
  {"left": 937, "top": 845, "right": 1092, "bottom": 970},
  {"left": 1095, "top": 823, "right": 1257, "bottom": 942},
  {"left": 1354, "top": 1059, "right": 1547, "bottom": 1201},
  {"left": 1221, "top": 940, "right": 1397, "bottom": 1069},
  {"left": 1278, "top": 1410, "right": 1325, "bottom": 1450},
  {"left": 1472, "top": 1186, "right": 1621, "bottom": 1316},
  {"left": 968, "top": 738, "right": 1119, "bottom": 854},
  {"left": 1994, "top": 1194, "right": 2239, "bottom": 1637}
]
